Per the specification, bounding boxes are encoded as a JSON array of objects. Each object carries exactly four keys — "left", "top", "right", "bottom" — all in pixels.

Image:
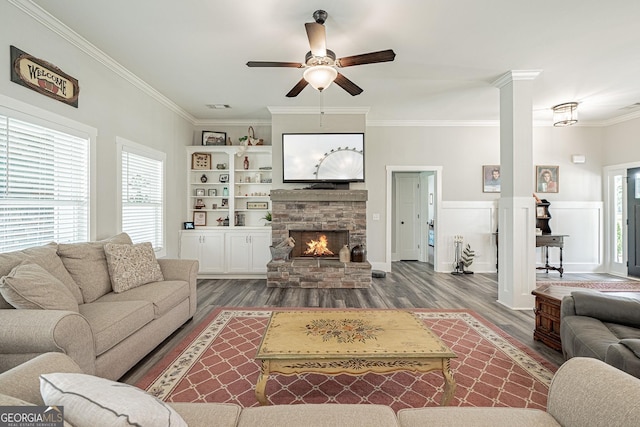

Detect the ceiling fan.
[{"left": 246, "top": 10, "right": 396, "bottom": 97}]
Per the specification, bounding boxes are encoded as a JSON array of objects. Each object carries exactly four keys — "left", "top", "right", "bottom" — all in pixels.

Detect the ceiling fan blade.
[
  {"left": 336, "top": 49, "right": 396, "bottom": 68},
  {"left": 286, "top": 78, "right": 309, "bottom": 97},
  {"left": 334, "top": 73, "right": 363, "bottom": 96},
  {"left": 305, "top": 22, "right": 327, "bottom": 57},
  {"left": 246, "top": 61, "right": 304, "bottom": 68}
]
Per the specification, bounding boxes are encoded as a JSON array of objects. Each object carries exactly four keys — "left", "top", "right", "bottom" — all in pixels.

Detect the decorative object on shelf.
[
  {"left": 536, "top": 199, "right": 552, "bottom": 234},
  {"left": 195, "top": 188, "right": 205, "bottom": 197},
  {"left": 235, "top": 213, "right": 245, "bottom": 226},
  {"left": 247, "top": 201, "right": 268, "bottom": 209},
  {"left": 216, "top": 163, "right": 227, "bottom": 170},
  {"left": 183, "top": 222, "right": 194, "bottom": 230},
  {"left": 482, "top": 165, "right": 501, "bottom": 193},
  {"left": 350, "top": 244, "right": 366, "bottom": 262},
  {"left": 451, "top": 235, "right": 474, "bottom": 275},
  {"left": 192, "top": 153, "right": 211, "bottom": 170},
  {"left": 226, "top": 137, "right": 232, "bottom": 146},
  {"left": 194, "top": 198, "right": 205, "bottom": 209},
  {"left": 219, "top": 174, "right": 229, "bottom": 183},
  {"left": 208, "top": 189, "right": 217, "bottom": 196},
  {"left": 200, "top": 174, "right": 208, "bottom": 183},
  {"left": 223, "top": 216, "right": 229, "bottom": 226},
  {"left": 221, "top": 198, "right": 228, "bottom": 207},
  {"left": 261, "top": 211, "right": 272, "bottom": 225},
  {"left": 222, "top": 186, "right": 229, "bottom": 196},
  {"left": 216, "top": 217, "right": 224, "bottom": 226},
  {"left": 536, "top": 165, "right": 559, "bottom": 193},
  {"left": 202, "top": 131, "right": 226, "bottom": 146},
  {"left": 193, "top": 211, "right": 206, "bottom": 226},
  {"left": 339, "top": 245, "right": 351, "bottom": 262},
  {"left": 212, "top": 203, "right": 218, "bottom": 209},
  {"left": 244, "top": 156, "right": 249, "bottom": 170},
  {"left": 238, "top": 126, "right": 257, "bottom": 146}
]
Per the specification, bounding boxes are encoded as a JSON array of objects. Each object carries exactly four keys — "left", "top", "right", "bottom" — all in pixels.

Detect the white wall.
[
  {"left": 602, "top": 117, "right": 640, "bottom": 166},
  {"left": 0, "top": 2, "right": 193, "bottom": 256}
]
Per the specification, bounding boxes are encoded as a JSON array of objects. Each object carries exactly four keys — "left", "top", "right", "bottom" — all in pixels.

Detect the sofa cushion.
[
  {"left": 40, "top": 372, "right": 187, "bottom": 427},
  {"left": 169, "top": 402, "right": 241, "bottom": 427},
  {"left": 0, "top": 262, "right": 78, "bottom": 312},
  {"left": 104, "top": 242, "right": 164, "bottom": 293},
  {"left": 571, "top": 290, "right": 640, "bottom": 327},
  {"left": 561, "top": 316, "right": 620, "bottom": 359},
  {"left": 238, "top": 404, "right": 399, "bottom": 427},
  {"left": 605, "top": 322, "right": 640, "bottom": 340},
  {"left": 96, "top": 280, "right": 189, "bottom": 318},
  {"left": 620, "top": 339, "right": 640, "bottom": 358},
  {"left": 0, "top": 242, "right": 82, "bottom": 308},
  {"left": 58, "top": 233, "right": 132, "bottom": 303},
  {"left": 79, "top": 300, "right": 154, "bottom": 356},
  {"left": 397, "top": 407, "right": 559, "bottom": 427}
]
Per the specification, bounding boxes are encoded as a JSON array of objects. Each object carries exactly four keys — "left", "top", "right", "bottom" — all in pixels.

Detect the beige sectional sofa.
[
  {"left": 0, "top": 353, "right": 639, "bottom": 426},
  {"left": 0, "top": 234, "right": 198, "bottom": 380}
]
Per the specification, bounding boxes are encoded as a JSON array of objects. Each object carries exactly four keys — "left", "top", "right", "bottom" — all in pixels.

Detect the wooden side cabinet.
[{"left": 532, "top": 286, "right": 564, "bottom": 351}]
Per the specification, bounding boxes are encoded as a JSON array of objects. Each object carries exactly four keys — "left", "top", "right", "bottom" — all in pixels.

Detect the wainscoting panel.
[{"left": 437, "top": 200, "right": 603, "bottom": 273}]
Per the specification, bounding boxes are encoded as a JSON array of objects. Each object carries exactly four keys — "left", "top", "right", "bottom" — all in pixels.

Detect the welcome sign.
[{"left": 10, "top": 45, "right": 79, "bottom": 107}]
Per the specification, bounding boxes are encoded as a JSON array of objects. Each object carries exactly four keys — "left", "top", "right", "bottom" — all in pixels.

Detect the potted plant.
[{"left": 262, "top": 211, "right": 272, "bottom": 225}]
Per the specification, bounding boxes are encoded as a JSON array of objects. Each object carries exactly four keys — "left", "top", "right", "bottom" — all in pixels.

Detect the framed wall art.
[
  {"left": 219, "top": 173, "right": 229, "bottom": 183},
  {"left": 191, "top": 153, "right": 211, "bottom": 170},
  {"left": 193, "top": 211, "right": 206, "bottom": 226},
  {"left": 202, "top": 131, "right": 226, "bottom": 146},
  {"left": 536, "top": 165, "right": 559, "bottom": 193},
  {"left": 208, "top": 189, "right": 217, "bottom": 196},
  {"left": 482, "top": 165, "right": 501, "bottom": 193},
  {"left": 247, "top": 201, "right": 268, "bottom": 209}
]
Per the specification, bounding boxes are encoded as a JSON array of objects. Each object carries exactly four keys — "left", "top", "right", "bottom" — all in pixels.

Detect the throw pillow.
[
  {"left": 0, "top": 262, "right": 79, "bottom": 312},
  {"left": 58, "top": 233, "right": 133, "bottom": 303},
  {"left": 40, "top": 373, "right": 187, "bottom": 427},
  {"left": 104, "top": 242, "right": 164, "bottom": 293}
]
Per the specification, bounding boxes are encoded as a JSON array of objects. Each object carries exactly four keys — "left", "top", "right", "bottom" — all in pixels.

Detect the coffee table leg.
[
  {"left": 440, "top": 359, "right": 456, "bottom": 406},
  {"left": 255, "top": 360, "right": 270, "bottom": 405}
]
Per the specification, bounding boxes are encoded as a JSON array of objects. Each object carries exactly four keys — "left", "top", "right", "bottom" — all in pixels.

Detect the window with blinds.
[
  {"left": 0, "top": 114, "right": 89, "bottom": 253},
  {"left": 119, "top": 141, "right": 165, "bottom": 255}
]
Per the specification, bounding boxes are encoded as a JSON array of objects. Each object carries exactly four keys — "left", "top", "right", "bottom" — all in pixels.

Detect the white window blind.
[
  {"left": 0, "top": 114, "right": 89, "bottom": 252},
  {"left": 120, "top": 144, "right": 164, "bottom": 254}
]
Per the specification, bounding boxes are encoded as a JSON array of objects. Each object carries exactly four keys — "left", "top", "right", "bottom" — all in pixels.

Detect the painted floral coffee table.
[{"left": 254, "top": 310, "right": 457, "bottom": 405}]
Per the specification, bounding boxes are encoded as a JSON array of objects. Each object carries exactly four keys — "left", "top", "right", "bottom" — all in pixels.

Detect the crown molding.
[
  {"left": 267, "top": 106, "right": 370, "bottom": 115},
  {"left": 492, "top": 70, "right": 543, "bottom": 88},
  {"left": 367, "top": 119, "right": 500, "bottom": 127},
  {"left": 193, "top": 119, "right": 272, "bottom": 127},
  {"left": 9, "top": 0, "right": 197, "bottom": 124}
]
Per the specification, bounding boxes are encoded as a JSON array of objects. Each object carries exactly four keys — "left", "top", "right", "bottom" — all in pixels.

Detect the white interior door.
[{"left": 396, "top": 173, "right": 421, "bottom": 260}]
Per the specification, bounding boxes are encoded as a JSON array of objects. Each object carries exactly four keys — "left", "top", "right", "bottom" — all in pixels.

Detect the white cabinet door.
[
  {"left": 225, "top": 230, "right": 271, "bottom": 273},
  {"left": 180, "top": 232, "right": 224, "bottom": 273},
  {"left": 226, "top": 233, "right": 251, "bottom": 273},
  {"left": 248, "top": 232, "right": 271, "bottom": 273},
  {"left": 199, "top": 233, "right": 225, "bottom": 273}
]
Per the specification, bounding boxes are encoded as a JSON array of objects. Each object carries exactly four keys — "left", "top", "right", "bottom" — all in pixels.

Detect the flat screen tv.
[{"left": 282, "top": 133, "right": 365, "bottom": 183}]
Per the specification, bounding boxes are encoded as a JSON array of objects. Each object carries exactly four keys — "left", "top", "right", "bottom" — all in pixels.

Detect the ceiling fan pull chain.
[{"left": 320, "top": 91, "right": 325, "bottom": 127}]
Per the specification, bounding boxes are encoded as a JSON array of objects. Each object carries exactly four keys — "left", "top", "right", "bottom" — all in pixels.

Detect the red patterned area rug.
[{"left": 136, "top": 308, "right": 556, "bottom": 412}]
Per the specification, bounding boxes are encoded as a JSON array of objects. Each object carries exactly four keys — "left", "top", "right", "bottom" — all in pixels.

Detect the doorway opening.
[{"left": 385, "top": 166, "right": 442, "bottom": 272}]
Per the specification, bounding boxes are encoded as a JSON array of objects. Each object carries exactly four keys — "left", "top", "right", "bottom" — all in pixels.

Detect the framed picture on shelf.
[
  {"left": 183, "top": 222, "right": 195, "bottom": 230},
  {"left": 202, "top": 131, "right": 226, "bottom": 146},
  {"left": 536, "top": 165, "right": 559, "bottom": 193},
  {"left": 482, "top": 165, "right": 501, "bottom": 193},
  {"left": 247, "top": 201, "right": 268, "bottom": 209},
  {"left": 536, "top": 206, "right": 547, "bottom": 218},
  {"left": 195, "top": 188, "right": 205, "bottom": 197},
  {"left": 193, "top": 211, "right": 206, "bottom": 226},
  {"left": 221, "top": 198, "right": 228, "bottom": 207},
  {"left": 191, "top": 153, "right": 211, "bottom": 170},
  {"left": 208, "top": 188, "right": 217, "bottom": 196},
  {"left": 219, "top": 173, "right": 229, "bottom": 183}
]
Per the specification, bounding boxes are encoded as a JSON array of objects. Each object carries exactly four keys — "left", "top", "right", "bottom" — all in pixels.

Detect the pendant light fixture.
[{"left": 552, "top": 102, "right": 578, "bottom": 126}]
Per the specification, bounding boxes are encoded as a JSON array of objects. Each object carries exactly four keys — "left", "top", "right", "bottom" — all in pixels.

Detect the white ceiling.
[{"left": 27, "top": 0, "right": 640, "bottom": 125}]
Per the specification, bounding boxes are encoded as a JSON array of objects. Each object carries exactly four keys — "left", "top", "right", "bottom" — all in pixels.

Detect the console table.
[{"left": 536, "top": 234, "right": 568, "bottom": 277}]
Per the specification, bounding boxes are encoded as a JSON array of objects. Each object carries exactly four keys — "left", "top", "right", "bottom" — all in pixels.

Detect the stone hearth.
[{"left": 267, "top": 189, "right": 371, "bottom": 288}]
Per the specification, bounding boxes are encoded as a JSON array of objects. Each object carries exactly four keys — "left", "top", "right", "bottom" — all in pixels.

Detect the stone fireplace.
[{"left": 267, "top": 189, "right": 371, "bottom": 288}]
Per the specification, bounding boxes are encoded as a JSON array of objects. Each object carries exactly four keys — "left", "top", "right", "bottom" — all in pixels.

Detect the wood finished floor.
[{"left": 121, "top": 262, "right": 625, "bottom": 385}]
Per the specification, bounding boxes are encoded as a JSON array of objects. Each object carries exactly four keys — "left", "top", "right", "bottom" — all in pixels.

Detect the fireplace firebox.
[{"left": 289, "top": 230, "right": 349, "bottom": 258}]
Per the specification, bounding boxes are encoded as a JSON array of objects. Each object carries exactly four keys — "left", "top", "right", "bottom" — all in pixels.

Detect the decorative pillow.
[
  {"left": 40, "top": 373, "right": 186, "bottom": 427},
  {"left": 58, "top": 233, "right": 133, "bottom": 303},
  {"left": 0, "top": 262, "right": 79, "bottom": 312},
  {"left": 104, "top": 242, "right": 164, "bottom": 293}
]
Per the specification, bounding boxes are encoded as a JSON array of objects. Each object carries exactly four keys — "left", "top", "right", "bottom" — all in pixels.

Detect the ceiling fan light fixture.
[
  {"left": 552, "top": 102, "right": 578, "bottom": 126},
  {"left": 303, "top": 65, "right": 337, "bottom": 92}
]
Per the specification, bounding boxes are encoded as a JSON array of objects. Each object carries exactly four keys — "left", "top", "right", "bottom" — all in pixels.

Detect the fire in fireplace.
[{"left": 289, "top": 230, "right": 349, "bottom": 258}]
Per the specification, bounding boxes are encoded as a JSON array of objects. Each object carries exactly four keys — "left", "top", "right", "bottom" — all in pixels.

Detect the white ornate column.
[{"left": 493, "top": 70, "right": 541, "bottom": 309}]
